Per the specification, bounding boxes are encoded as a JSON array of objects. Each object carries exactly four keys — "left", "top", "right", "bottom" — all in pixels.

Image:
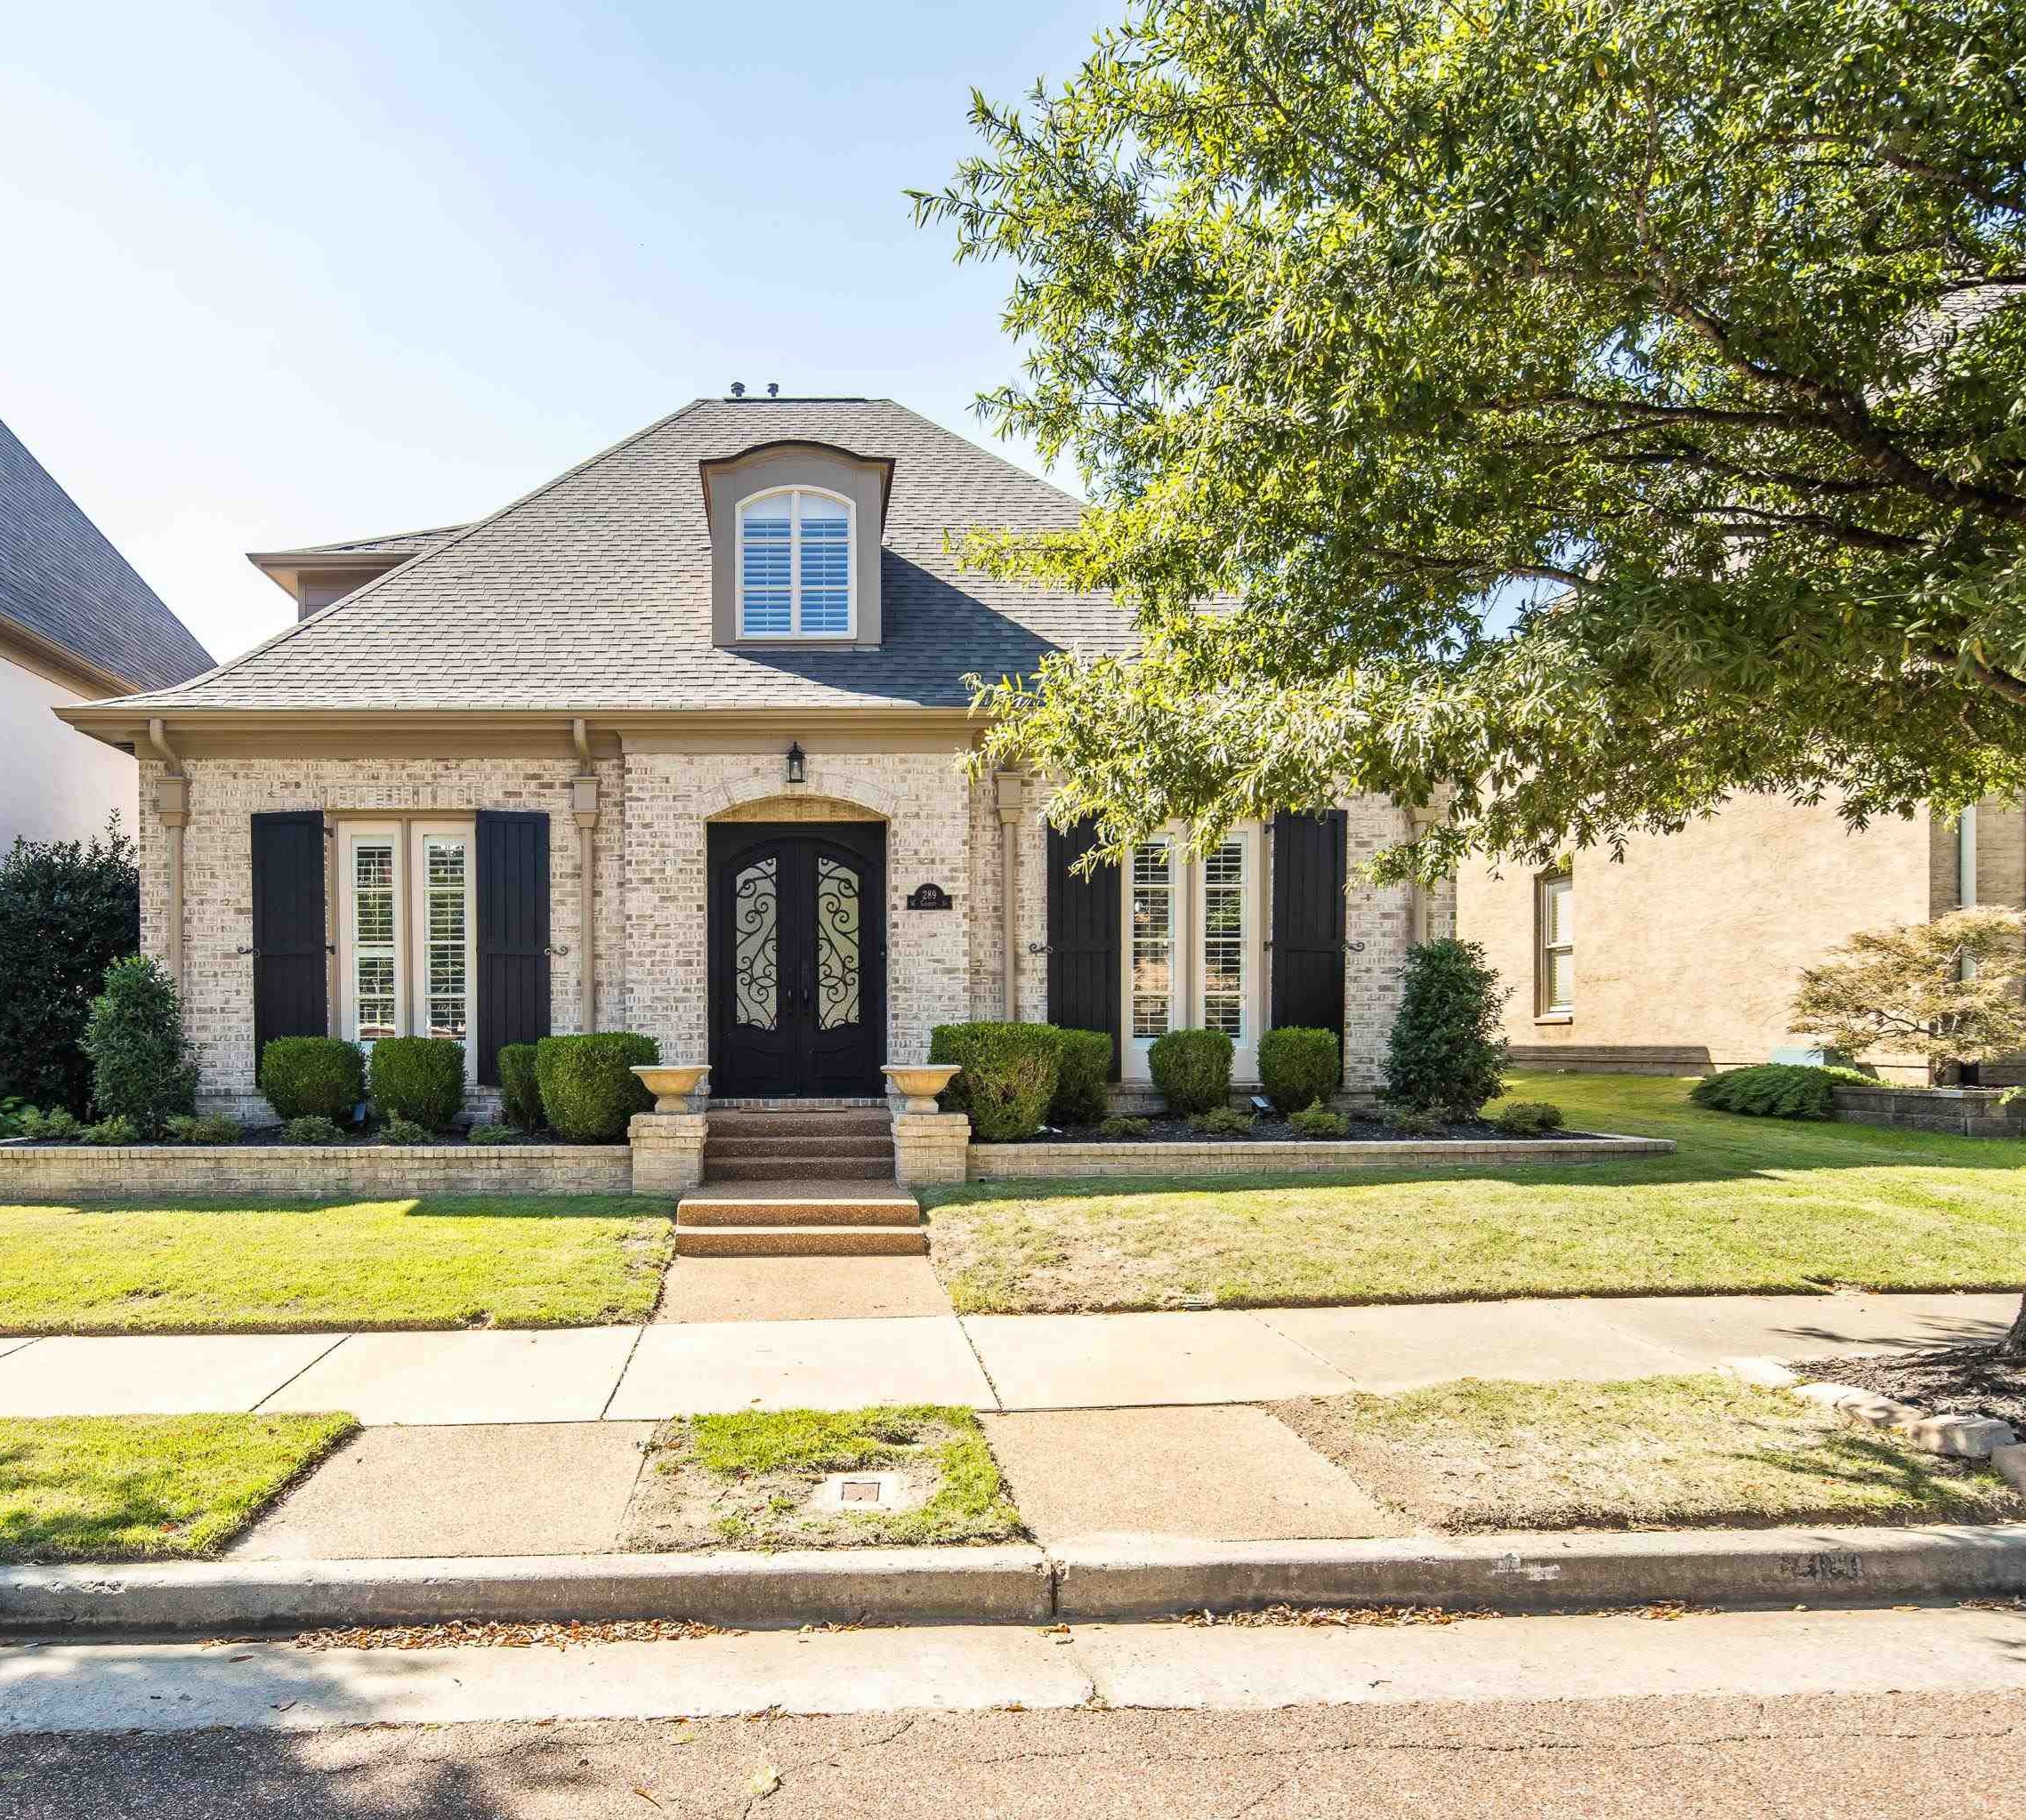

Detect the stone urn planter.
[
  {"left": 630, "top": 1064, "right": 711, "bottom": 1113},
  {"left": 882, "top": 1063, "right": 961, "bottom": 1114}
]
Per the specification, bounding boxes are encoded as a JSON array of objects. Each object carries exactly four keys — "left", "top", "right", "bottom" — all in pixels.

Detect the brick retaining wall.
[
  {"left": 968, "top": 1132, "right": 1675, "bottom": 1180},
  {"left": 0, "top": 1142, "right": 634, "bottom": 1199},
  {"left": 1832, "top": 1086, "right": 2026, "bottom": 1140}
]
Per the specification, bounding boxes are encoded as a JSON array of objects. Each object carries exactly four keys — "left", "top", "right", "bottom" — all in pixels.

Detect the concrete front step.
[
  {"left": 674, "top": 1224, "right": 929, "bottom": 1257},
  {"left": 706, "top": 1110, "right": 892, "bottom": 1140},
  {"left": 705, "top": 1156, "right": 894, "bottom": 1183},
  {"left": 704, "top": 1134, "right": 895, "bottom": 1161},
  {"left": 681, "top": 1185, "right": 923, "bottom": 1228}
]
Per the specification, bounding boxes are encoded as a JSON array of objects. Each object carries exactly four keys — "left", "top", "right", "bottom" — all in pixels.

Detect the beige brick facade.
[
  {"left": 138, "top": 745, "right": 1421, "bottom": 1115},
  {"left": 1456, "top": 793, "right": 2026, "bottom": 1083}
]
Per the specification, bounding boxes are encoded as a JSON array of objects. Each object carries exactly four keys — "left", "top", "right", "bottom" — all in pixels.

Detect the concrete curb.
[
  {"left": 1049, "top": 1526, "right": 2026, "bottom": 1621},
  {"left": 7, "top": 1526, "right": 2026, "bottom": 1636},
  {"left": 0, "top": 1547, "right": 1054, "bottom": 1635}
]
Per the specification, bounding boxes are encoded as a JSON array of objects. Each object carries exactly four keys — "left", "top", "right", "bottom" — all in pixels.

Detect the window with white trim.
[
  {"left": 1538, "top": 871, "right": 1573, "bottom": 1015},
  {"left": 1200, "top": 837, "right": 1247, "bottom": 1037},
  {"left": 1120, "top": 824, "right": 1265, "bottom": 1083},
  {"left": 738, "top": 487, "right": 852, "bottom": 637},
  {"left": 339, "top": 822, "right": 477, "bottom": 1064},
  {"left": 1130, "top": 838, "right": 1175, "bottom": 1038}
]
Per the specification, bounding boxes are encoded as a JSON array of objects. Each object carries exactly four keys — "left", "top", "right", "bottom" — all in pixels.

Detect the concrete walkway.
[{"left": 0, "top": 1290, "right": 2010, "bottom": 1423}]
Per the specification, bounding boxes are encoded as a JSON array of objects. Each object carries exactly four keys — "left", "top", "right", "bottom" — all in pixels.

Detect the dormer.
[{"left": 701, "top": 441, "right": 892, "bottom": 649}]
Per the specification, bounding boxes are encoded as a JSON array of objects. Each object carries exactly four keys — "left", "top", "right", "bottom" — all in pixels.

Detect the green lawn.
[
  {"left": 923, "top": 1072, "right": 2026, "bottom": 1314},
  {"left": 0, "top": 1413, "right": 357, "bottom": 1562},
  {"left": 622, "top": 1405, "right": 1023, "bottom": 1550},
  {"left": 1272, "top": 1374, "right": 2022, "bottom": 1533},
  {"left": 0, "top": 1195, "right": 673, "bottom": 1334}
]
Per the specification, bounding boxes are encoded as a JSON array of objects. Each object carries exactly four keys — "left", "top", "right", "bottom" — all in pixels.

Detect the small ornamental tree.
[
  {"left": 1790, "top": 909, "right": 2026, "bottom": 1077},
  {"left": 1792, "top": 906, "right": 2026, "bottom": 1358},
  {"left": 1383, "top": 939, "right": 1510, "bottom": 1119},
  {"left": 0, "top": 819, "right": 139, "bottom": 1114},
  {"left": 80, "top": 954, "right": 198, "bottom": 1137}
]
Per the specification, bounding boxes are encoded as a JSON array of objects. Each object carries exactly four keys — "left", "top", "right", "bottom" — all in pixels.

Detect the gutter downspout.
[
  {"left": 994, "top": 771, "right": 1025, "bottom": 1019},
  {"left": 571, "top": 719, "right": 600, "bottom": 1034},
  {"left": 147, "top": 719, "right": 189, "bottom": 996}
]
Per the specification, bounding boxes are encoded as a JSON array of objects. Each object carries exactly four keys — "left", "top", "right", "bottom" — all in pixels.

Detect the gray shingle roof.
[
  {"left": 109, "top": 399, "right": 1133, "bottom": 713},
  {"left": 0, "top": 415, "right": 214, "bottom": 692}
]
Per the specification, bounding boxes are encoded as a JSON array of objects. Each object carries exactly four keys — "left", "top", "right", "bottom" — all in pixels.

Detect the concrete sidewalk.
[{"left": 0, "top": 1289, "right": 2010, "bottom": 1423}]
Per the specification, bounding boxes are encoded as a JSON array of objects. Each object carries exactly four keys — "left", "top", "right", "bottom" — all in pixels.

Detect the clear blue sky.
[{"left": 0, "top": 0, "right": 1114, "bottom": 667}]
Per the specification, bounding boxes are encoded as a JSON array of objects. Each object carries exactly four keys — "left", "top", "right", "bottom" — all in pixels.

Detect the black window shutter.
[
  {"left": 1045, "top": 819, "right": 1122, "bottom": 1080},
  {"left": 475, "top": 809, "right": 552, "bottom": 1086},
  {"left": 1271, "top": 810, "right": 1348, "bottom": 1036},
  {"left": 251, "top": 810, "right": 329, "bottom": 1057}
]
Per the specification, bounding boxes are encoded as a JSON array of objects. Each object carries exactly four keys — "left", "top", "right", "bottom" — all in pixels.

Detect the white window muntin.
[
  {"left": 737, "top": 486, "right": 854, "bottom": 639},
  {"left": 1120, "top": 824, "right": 1263, "bottom": 1083},
  {"left": 338, "top": 821, "right": 478, "bottom": 1071},
  {"left": 1539, "top": 871, "right": 1573, "bottom": 1015}
]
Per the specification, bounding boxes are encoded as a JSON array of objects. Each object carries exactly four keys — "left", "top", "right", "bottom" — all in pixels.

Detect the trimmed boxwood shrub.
[
  {"left": 1491, "top": 1099, "right": 1566, "bottom": 1136},
  {"left": 535, "top": 1032, "right": 658, "bottom": 1142},
  {"left": 1257, "top": 1027, "right": 1341, "bottom": 1116},
  {"left": 1049, "top": 1027, "right": 1113, "bottom": 1126},
  {"left": 928, "top": 1021, "right": 1061, "bottom": 1141},
  {"left": 80, "top": 955, "right": 197, "bottom": 1137},
  {"left": 497, "top": 1043, "right": 544, "bottom": 1132},
  {"left": 1147, "top": 1027, "right": 1233, "bottom": 1115},
  {"left": 282, "top": 1115, "right": 344, "bottom": 1145},
  {"left": 1383, "top": 938, "right": 1510, "bottom": 1117},
  {"left": 259, "top": 1036, "right": 365, "bottom": 1123},
  {"left": 367, "top": 1037, "right": 466, "bottom": 1131}
]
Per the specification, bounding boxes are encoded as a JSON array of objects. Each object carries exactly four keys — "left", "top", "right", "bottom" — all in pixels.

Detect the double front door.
[{"left": 707, "top": 822, "right": 887, "bottom": 1099}]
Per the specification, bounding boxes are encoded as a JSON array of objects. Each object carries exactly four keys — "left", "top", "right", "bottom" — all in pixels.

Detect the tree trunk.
[{"left": 2005, "top": 1293, "right": 2026, "bottom": 1359}]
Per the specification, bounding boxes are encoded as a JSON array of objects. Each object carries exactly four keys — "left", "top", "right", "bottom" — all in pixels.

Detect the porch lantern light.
[{"left": 786, "top": 741, "right": 806, "bottom": 785}]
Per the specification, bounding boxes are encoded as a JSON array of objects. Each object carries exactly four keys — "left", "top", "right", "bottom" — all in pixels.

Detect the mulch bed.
[
  {"left": 1021, "top": 1114, "right": 1594, "bottom": 1145},
  {"left": 1796, "top": 1347, "right": 2026, "bottom": 1431}
]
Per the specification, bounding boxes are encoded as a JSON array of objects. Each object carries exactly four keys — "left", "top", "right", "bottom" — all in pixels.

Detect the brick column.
[
  {"left": 892, "top": 1111, "right": 970, "bottom": 1187},
  {"left": 628, "top": 1111, "right": 707, "bottom": 1194}
]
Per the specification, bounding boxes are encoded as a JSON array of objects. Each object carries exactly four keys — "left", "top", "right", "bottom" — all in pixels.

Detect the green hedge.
[
  {"left": 929, "top": 1022, "right": 1061, "bottom": 1141},
  {"left": 497, "top": 1043, "right": 544, "bottom": 1132},
  {"left": 1257, "top": 1027, "right": 1341, "bottom": 1116},
  {"left": 1689, "top": 1063, "right": 1875, "bottom": 1121},
  {"left": 81, "top": 955, "right": 197, "bottom": 1137},
  {"left": 367, "top": 1037, "right": 466, "bottom": 1131},
  {"left": 535, "top": 1033, "right": 658, "bottom": 1142},
  {"left": 1148, "top": 1027, "right": 1233, "bottom": 1115},
  {"left": 1049, "top": 1027, "right": 1113, "bottom": 1126},
  {"left": 259, "top": 1037, "right": 365, "bottom": 1123}
]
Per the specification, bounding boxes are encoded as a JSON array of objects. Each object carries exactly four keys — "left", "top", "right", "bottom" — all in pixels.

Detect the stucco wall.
[
  {"left": 2, "top": 659, "right": 138, "bottom": 849},
  {"left": 1455, "top": 795, "right": 1937, "bottom": 1075}
]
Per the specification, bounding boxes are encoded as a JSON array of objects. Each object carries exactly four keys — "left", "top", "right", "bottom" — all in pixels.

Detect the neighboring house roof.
[
  {"left": 0, "top": 415, "right": 214, "bottom": 693},
  {"left": 101, "top": 399, "right": 1131, "bottom": 714},
  {"left": 251, "top": 525, "right": 469, "bottom": 560}
]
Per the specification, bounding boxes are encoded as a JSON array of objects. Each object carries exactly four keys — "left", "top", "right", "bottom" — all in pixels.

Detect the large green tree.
[{"left": 914, "top": 0, "right": 2026, "bottom": 882}]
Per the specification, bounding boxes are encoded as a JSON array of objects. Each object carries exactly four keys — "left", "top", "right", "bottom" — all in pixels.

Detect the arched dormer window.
[{"left": 738, "top": 487, "right": 853, "bottom": 638}]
